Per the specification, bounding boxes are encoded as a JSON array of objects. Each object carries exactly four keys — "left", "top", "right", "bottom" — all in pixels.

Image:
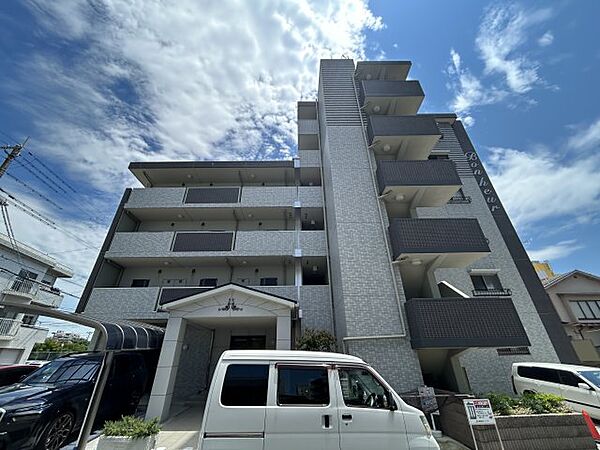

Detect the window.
[
  {"left": 570, "top": 301, "right": 600, "bottom": 321},
  {"left": 199, "top": 278, "right": 218, "bottom": 287},
  {"left": 338, "top": 367, "right": 391, "bottom": 409},
  {"left": 220, "top": 364, "right": 269, "bottom": 406},
  {"left": 558, "top": 370, "right": 585, "bottom": 388},
  {"left": 496, "top": 347, "right": 530, "bottom": 356},
  {"left": 260, "top": 277, "right": 278, "bottom": 286},
  {"left": 24, "top": 358, "right": 100, "bottom": 384},
  {"left": 470, "top": 274, "right": 511, "bottom": 296},
  {"left": 428, "top": 154, "right": 449, "bottom": 160},
  {"left": 517, "top": 366, "right": 559, "bottom": 384},
  {"left": 131, "top": 279, "right": 150, "bottom": 287},
  {"left": 277, "top": 366, "right": 329, "bottom": 405}
]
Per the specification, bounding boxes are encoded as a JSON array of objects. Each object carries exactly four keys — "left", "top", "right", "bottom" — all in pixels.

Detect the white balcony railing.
[
  {"left": 2, "top": 275, "right": 39, "bottom": 297},
  {"left": 0, "top": 318, "right": 22, "bottom": 338}
]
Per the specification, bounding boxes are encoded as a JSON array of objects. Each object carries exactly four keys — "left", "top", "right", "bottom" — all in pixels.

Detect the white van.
[
  {"left": 512, "top": 362, "right": 600, "bottom": 419},
  {"left": 198, "top": 350, "right": 439, "bottom": 450}
]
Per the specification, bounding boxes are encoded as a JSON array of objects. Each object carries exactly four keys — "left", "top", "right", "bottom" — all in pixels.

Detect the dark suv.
[{"left": 0, "top": 352, "right": 149, "bottom": 450}]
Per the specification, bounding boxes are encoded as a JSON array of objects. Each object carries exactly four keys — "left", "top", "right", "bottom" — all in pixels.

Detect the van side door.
[
  {"left": 202, "top": 363, "right": 269, "bottom": 450},
  {"left": 335, "top": 366, "right": 409, "bottom": 450},
  {"left": 264, "top": 364, "right": 340, "bottom": 450},
  {"left": 557, "top": 370, "right": 599, "bottom": 416}
]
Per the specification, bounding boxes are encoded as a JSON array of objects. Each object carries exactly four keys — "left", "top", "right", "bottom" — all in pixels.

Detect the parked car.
[
  {"left": 0, "top": 365, "right": 39, "bottom": 387},
  {"left": 199, "top": 350, "right": 438, "bottom": 450},
  {"left": 0, "top": 351, "right": 149, "bottom": 450},
  {"left": 512, "top": 362, "right": 600, "bottom": 419}
]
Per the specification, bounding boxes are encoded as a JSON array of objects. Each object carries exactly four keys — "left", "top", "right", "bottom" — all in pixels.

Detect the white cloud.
[
  {"left": 445, "top": 4, "right": 554, "bottom": 122},
  {"left": 538, "top": 31, "right": 554, "bottom": 47},
  {"left": 486, "top": 147, "right": 600, "bottom": 228},
  {"left": 568, "top": 118, "right": 600, "bottom": 150},
  {"left": 20, "top": 0, "right": 383, "bottom": 192},
  {"left": 446, "top": 49, "right": 506, "bottom": 126},
  {"left": 476, "top": 4, "right": 552, "bottom": 93},
  {"left": 527, "top": 240, "right": 583, "bottom": 261}
]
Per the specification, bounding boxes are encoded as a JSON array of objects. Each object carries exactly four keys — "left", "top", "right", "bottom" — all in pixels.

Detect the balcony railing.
[
  {"left": 472, "top": 288, "right": 512, "bottom": 297},
  {"left": 389, "top": 218, "right": 490, "bottom": 259},
  {"left": 2, "top": 275, "right": 39, "bottom": 297},
  {"left": 360, "top": 80, "right": 424, "bottom": 115},
  {"left": 0, "top": 318, "right": 22, "bottom": 338},
  {"left": 405, "top": 297, "right": 530, "bottom": 349}
]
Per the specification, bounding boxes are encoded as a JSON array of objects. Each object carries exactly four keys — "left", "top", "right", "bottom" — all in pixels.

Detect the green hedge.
[
  {"left": 487, "top": 392, "right": 571, "bottom": 416},
  {"left": 103, "top": 416, "right": 160, "bottom": 439}
]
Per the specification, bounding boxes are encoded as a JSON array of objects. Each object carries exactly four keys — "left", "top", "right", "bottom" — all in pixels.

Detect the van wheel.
[{"left": 37, "top": 411, "right": 75, "bottom": 450}]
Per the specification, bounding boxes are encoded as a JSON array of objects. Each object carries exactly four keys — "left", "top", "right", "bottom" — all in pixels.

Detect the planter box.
[
  {"left": 438, "top": 397, "right": 596, "bottom": 450},
  {"left": 96, "top": 435, "right": 156, "bottom": 450}
]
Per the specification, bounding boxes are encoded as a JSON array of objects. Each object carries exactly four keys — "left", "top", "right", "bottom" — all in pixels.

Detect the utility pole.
[{"left": 0, "top": 137, "right": 29, "bottom": 179}]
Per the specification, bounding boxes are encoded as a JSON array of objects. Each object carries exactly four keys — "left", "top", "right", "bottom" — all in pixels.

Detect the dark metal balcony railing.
[
  {"left": 366, "top": 115, "right": 441, "bottom": 144},
  {"left": 376, "top": 160, "right": 461, "bottom": 194},
  {"left": 405, "top": 297, "right": 530, "bottom": 349},
  {"left": 362, "top": 79, "right": 423, "bottom": 97},
  {"left": 388, "top": 218, "right": 490, "bottom": 258},
  {"left": 472, "top": 288, "right": 512, "bottom": 297}
]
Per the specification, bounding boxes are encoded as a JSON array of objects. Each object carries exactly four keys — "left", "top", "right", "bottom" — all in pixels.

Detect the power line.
[
  {"left": 0, "top": 190, "right": 99, "bottom": 250},
  {"left": 14, "top": 153, "right": 67, "bottom": 194},
  {"left": 4, "top": 172, "right": 64, "bottom": 210},
  {"left": 0, "top": 266, "right": 81, "bottom": 300},
  {"left": 26, "top": 151, "right": 77, "bottom": 194}
]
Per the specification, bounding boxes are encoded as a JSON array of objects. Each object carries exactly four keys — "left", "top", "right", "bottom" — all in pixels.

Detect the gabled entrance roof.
[{"left": 161, "top": 283, "right": 297, "bottom": 311}]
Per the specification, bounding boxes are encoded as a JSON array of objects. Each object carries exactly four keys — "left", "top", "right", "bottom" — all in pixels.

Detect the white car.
[
  {"left": 512, "top": 362, "right": 600, "bottom": 419},
  {"left": 198, "top": 350, "right": 439, "bottom": 450}
]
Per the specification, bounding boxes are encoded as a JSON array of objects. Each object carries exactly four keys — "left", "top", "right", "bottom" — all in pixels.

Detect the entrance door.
[
  {"left": 264, "top": 364, "right": 339, "bottom": 450},
  {"left": 336, "top": 366, "right": 409, "bottom": 450},
  {"left": 230, "top": 335, "right": 266, "bottom": 350}
]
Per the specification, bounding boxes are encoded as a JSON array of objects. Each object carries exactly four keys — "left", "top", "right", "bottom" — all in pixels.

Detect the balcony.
[
  {"left": 389, "top": 218, "right": 490, "bottom": 268},
  {"left": 105, "top": 230, "right": 328, "bottom": 264},
  {"left": 377, "top": 160, "right": 461, "bottom": 208},
  {"left": 405, "top": 297, "right": 530, "bottom": 349},
  {"left": 298, "top": 119, "right": 319, "bottom": 150},
  {"left": 360, "top": 80, "right": 424, "bottom": 115},
  {"left": 366, "top": 116, "right": 441, "bottom": 160},
  {"left": 0, "top": 318, "right": 21, "bottom": 340},
  {"left": 355, "top": 61, "right": 411, "bottom": 81},
  {"left": 125, "top": 186, "right": 323, "bottom": 219},
  {"left": 1, "top": 275, "right": 39, "bottom": 300},
  {"left": 86, "top": 285, "right": 332, "bottom": 327}
]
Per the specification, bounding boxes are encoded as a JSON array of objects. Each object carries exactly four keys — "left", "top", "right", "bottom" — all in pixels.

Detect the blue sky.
[{"left": 0, "top": 1, "right": 599, "bottom": 331}]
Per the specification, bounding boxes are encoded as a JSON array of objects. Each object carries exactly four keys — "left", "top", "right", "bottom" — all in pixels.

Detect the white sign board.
[{"left": 463, "top": 399, "right": 496, "bottom": 425}]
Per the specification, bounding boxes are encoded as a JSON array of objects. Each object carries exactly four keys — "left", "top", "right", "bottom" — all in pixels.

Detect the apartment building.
[
  {"left": 0, "top": 233, "right": 73, "bottom": 364},
  {"left": 78, "top": 59, "right": 577, "bottom": 421}
]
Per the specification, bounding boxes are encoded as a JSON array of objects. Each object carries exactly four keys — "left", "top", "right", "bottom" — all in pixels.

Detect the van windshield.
[{"left": 578, "top": 370, "right": 600, "bottom": 387}]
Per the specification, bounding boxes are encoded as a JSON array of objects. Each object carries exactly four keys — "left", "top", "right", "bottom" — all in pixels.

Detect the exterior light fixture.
[
  {"left": 383, "top": 144, "right": 391, "bottom": 152},
  {"left": 373, "top": 105, "right": 381, "bottom": 113}
]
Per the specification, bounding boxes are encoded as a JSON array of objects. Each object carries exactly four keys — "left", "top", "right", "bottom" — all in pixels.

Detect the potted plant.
[{"left": 97, "top": 416, "right": 160, "bottom": 450}]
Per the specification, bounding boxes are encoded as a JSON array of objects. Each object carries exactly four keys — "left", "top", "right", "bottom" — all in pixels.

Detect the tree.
[
  {"left": 32, "top": 337, "right": 89, "bottom": 354},
  {"left": 296, "top": 329, "right": 337, "bottom": 352}
]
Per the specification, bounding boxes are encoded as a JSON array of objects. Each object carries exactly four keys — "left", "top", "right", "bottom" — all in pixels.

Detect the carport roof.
[{"left": 0, "top": 300, "right": 164, "bottom": 351}]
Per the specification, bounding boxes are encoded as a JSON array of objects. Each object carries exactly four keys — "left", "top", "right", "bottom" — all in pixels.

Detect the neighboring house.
[
  {"left": 0, "top": 233, "right": 74, "bottom": 365},
  {"left": 78, "top": 59, "right": 575, "bottom": 422},
  {"left": 543, "top": 269, "right": 600, "bottom": 366}
]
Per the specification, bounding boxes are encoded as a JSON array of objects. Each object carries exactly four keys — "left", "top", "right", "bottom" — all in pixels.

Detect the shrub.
[
  {"left": 296, "top": 329, "right": 336, "bottom": 352},
  {"left": 103, "top": 416, "right": 160, "bottom": 439},
  {"left": 487, "top": 392, "right": 571, "bottom": 416},
  {"left": 519, "top": 392, "right": 571, "bottom": 415}
]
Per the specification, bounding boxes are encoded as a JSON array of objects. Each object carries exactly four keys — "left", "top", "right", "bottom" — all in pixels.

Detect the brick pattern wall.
[
  {"left": 318, "top": 59, "right": 422, "bottom": 391},
  {"left": 416, "top": 124, "right": 560, "bottom": 394}
]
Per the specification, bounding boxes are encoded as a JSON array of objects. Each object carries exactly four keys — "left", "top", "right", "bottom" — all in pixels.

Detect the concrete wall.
[
  {"left": 173, "top": 323, "right": 213, "bottom": 401},
  {"left": 106, "top": 230, "right": 327, "bottom": 258},
  {"left": 126, "top": 186, "right": 322, "bottom": 209}
]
